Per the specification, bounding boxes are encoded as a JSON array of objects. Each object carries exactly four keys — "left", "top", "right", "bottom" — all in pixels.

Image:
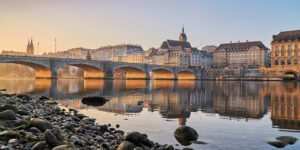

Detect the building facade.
[
  {"left": 271, "top": 30, "right": 300, "bottom": 68},
  {"left": 213, "top": 41, "right": 270, "bottom": 69},
  {"left": 91, "top": 44, "right": 144, "bottom": 63}
]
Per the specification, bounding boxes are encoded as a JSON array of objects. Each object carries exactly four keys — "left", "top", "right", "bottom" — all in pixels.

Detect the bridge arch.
[
  {"left": 0, "top": 61, "right": 51, "bottom": 78},
  {"left": 57, "top": 64, "right": 104, "bottom": 79},
  {"left": 150, "top": 68, "right": 175, "bottom": 80},
  {"left": 177, "top": 70, "right": 196, "bottom": 80},
  {"left": 112, "top": 65, "right": 147, "bottom": 79}
]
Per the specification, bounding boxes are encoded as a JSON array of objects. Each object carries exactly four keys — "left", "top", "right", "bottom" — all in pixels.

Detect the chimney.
[{"left": 246, "top": 40, "right": 248, "bottom": 42}]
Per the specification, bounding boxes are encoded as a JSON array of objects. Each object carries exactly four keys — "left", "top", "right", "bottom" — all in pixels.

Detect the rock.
[
  {"left": 25, "top": 132, "right": 39, "bottom": 142},
  {"left": 134, "top": 147, "right": 144, "bottom": 150},
  {"left": 276, "top": 136, "right": 298, "bottom": 145},
  {"left": 8, "top": 139, "right": 18, "bottom": 145},
  {"left": 174, "top": 126, "right": 198, "bottom": 146},
  {"left": 45, "top": 129, "right": 59, "bottom": 147},
  {"left": 141, "top": 139, "right": 155, "bottom": 147},
  {"left": 0, "top": 131, "right": 20, "bottom": 142},
  {"left": 75, "top": 113, "right": 86, "bottom": 119},
  {"left": 81, "top": 117, "right": 96, "bottom": 124},
  {"left": 124, "top": 131, "right": 147, "bottom": 144},
  {"left": 52, "top": 145, "right": 71, "bottom": 150},
  {"left": 0, "top": 110, "right": 16, "bottom": 120},
  {"left": 190, "top": 140, "right": 207, "bottom": 144},
  {"left": 116, "top": 124, "right": 120, "bottom": 128},
  {"left": 165, "top": 145, "right": 174, "bottom": 150},
  {"left": 0, "top": 105, "right": 18, "bottom": 112},
  {"left": 71, "top": 136, "right": 84, "bottom": 147},
  {"left": 39, "top": 96, "right": 50, "bottom": 101},
  {"left": 17, "top": 110, "right": 31, "bottom": 115},
  {"left": 17, "top": 94, "right": 31, "bottom": 100},
  {"left": 137, "top": 101, "right": 144, "bottom": 105},
  {"left": 30, "top": 118, "right": 53, "bottom": 132},
  {"left": 82, "top": 96, "right": 109, "bottom": 106},
  {"left": 31, "top": 141, "right": 46, "bottom": 150},
  {"left": 268, "top": 141, "right": 286, "bottom": 148},
  {"left": 182, "top": 148, "right": 194, "bottom": 150},
  {"left": 16, "top": 120, "right": 31, "bottom": 129},
  {"left": 29, "top": 127, "right": 42, "bottom": 134},
  {"left": 117, "top": 141, "right": 135, "bottom": 150}
]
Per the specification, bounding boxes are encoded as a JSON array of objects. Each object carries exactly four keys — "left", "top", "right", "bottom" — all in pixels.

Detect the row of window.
[
  {"left": 275, "top": 51, "right": 298, "bottom": 57},
  {"left": 274, "top": 59, "right": 299, "bottom": 65},
  {"left": 274, "top": 44, "right": 299, "bottom": 51}
]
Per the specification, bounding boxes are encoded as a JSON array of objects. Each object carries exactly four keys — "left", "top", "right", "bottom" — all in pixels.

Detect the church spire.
[
  {"left": 179, "top": 26, "right": 187, "bottom": 42},
  {"left": 182, "top": 26, "right": 184, "bottom": 33},
  {"left": 31, "top": 38, "right": 33, "bottom": 45}
]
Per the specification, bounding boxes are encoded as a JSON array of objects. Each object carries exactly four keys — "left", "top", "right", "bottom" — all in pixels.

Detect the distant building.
[
  {"left": 27, "top": 38, "right": 34, "bottom": 55},
  {"left": 91, "top": 44, "right": 144, "bottom": 63},
  {"left": 213, "top": 41, "right": 270, "bottom": 69},
  {"left": 1, "top": 50, "right": 26, "bottom": 56},
  {"left": 188, "top": 48, "right": 212, "bottom": 68},
  {"left": 201, "top": 45, "right": 217, "bottom": 53},
  {"left": 271, "top": 30, "right": 300, "bottom": 68}
]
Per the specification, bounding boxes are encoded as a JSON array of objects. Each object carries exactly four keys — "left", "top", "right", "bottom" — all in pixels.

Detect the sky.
[{"left": 1, "top": 0, "right": 300, "bottom": 54}]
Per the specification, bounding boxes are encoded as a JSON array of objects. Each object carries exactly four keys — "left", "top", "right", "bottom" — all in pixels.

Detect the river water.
[{"left": 1, "top": 79, "right": 300, "bottom": 150}]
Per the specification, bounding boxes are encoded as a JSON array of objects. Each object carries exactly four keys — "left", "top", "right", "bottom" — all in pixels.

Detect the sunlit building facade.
[
  {"left": 271, "top": 30, "right": 300, "bottom": 68},
  {"left": 213, "top": 41, "right": 270, "bottom": 69}
]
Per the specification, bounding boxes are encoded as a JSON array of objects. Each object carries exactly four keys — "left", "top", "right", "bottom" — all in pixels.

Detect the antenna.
[
  {"left": 54, "top": 38, "right": 57, "bottom": 57},
  {"left": 37, "top": 42, "right": 39, "bottom": 56}
]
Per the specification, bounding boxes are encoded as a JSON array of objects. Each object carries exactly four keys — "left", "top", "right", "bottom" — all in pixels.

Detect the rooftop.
[{"left": 215, "top": 41, "right": 268, "bottom": 51}]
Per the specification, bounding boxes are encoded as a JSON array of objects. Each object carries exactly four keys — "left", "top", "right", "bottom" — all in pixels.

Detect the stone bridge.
[{"left": 0, "top": 55, "right": 201, "bottom": 80}]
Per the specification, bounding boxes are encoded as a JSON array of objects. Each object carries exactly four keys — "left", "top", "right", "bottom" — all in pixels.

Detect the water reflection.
[{"left": 2, "top": 79, "right": 300, "bottom": 149}]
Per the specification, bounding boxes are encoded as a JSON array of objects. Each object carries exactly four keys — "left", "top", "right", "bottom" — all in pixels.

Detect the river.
[{"left": 0, "top": 78, "right": 299, "bottom": 150}]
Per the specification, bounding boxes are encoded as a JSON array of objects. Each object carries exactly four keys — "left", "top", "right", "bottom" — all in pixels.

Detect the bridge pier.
[{"left": 51, "top": 70, "right": 58, "bottom": 79}]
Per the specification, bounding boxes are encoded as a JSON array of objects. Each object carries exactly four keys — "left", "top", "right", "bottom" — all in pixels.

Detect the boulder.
[
  {"left": 39, "top": 96, "right": 50, "bottom": 101},
  {"left": 0, "top": 110, "right": 16, "bottom": 120},
  {"left": 174, "top": 126, "right": 198, "bottom": 146},
  {"left": 117, "top": 141, "right": 135, "bottom": 150},
  {"left": 268, "top": 141, "right": 286, "bottom": 148},
  {"left": 276, "top": 136, "right": 298, "bottom": 145},
  {"left": 124, "top": 131, "right": 147, "bottom": 144},
  {"left": 82, "top": 96, "right": 109, "bottom": 106},
  {"left": 30, "top": 118, "right": 53, "bottom": 132}
]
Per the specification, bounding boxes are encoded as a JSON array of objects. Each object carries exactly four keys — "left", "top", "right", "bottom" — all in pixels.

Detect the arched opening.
[
  {"left": 0, "top": 62, "right": 51, "bottom": 78},
  {"left": 177, "top": 71, "right": 195, "bottom": 80},
  {"left": 151, "top": 69, "right": 174, "bottom": 80},
  {"left": 58, "top": 64, "right": 104, "bottom": 79},
  {"left": 283, "top": 71, "right": 298, "bottom": 81},
  {"left": 113, "top": 67, "right": 146, "bottom": 79},
  {"left": 151, "top": 80, "right": 174, "bottom": 89}
]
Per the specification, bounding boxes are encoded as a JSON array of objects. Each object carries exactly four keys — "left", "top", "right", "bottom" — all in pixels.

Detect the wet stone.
[
  {"left": 0, "top": 110, "right": 16, "bottom": 120},
  {"left": 31, "top": 141, "right": 46, "bottom": 150}
]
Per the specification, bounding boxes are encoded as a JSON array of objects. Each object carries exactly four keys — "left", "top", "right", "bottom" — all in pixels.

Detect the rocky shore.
[{"left": 0, "top": 94, "right": 176, "bottom": 150}]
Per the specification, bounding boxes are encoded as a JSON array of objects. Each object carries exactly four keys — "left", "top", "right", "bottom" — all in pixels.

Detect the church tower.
[
  {"left": 27, "top": 38, "right": 34, "bottom": 55},
  {"left": 179, "top": 26, "right": 187, "bottom": 42}
]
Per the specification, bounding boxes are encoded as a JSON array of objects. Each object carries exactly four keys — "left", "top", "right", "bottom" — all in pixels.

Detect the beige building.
[
  {"left": 91, "top": 44, "right": 144, "bottom": 63},
  {"left": 271, "top": 30, "right": 300, "bottom": 68},
  {"left": 1, "top": 50, "right": 26, "bottom": 56},
  {"left": 213, "top": 41, "right": 270, "bottom": 69}
]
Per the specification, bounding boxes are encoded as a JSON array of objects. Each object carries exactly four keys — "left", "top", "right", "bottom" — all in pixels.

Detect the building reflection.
[{"left": 270, "top": 82, "right": 300, "bottom": 131}]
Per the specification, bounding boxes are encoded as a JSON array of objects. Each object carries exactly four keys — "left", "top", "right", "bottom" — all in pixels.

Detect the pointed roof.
[{"left": 31, "top": 38, "right": 33, "bottom": 45}]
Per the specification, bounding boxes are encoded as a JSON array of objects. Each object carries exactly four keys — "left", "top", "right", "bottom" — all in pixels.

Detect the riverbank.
[{"left": 0, "top": 93, "right": 175, "bottom": 150}]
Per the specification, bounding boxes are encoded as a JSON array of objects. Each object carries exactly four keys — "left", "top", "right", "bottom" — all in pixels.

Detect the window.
[
  {"left": 288, "top": 52, "right": 291, "bottom": 56},
  {"left": 275, "top": 60, "right": 278, "bottom": 65},
  {"left": 275, "top": 46, "right": 279, "bottom": 51},
  {"left": 288, "top": 45, "right": 292, "bottom": 50},
  {"left": 295, "top": 51, "right": 298, "bottom": 56},
  {"left": 275, "top": 53, "right": 278, "bottom": 57},
  {"left": 281, "top": 60, "right": 285, "bottom": 65},
  {"left": 295, "top": 44, "right": 298, "bottom": 49},
  {"left": 295, "top": 59, "right": 298, "bottom": 65},
  {"left": 281, "top": 52, "right": 285, "bottom": 56},
  {"left": 281, "top": 46, "right": 285, "bottom": 50},
  {"left": 287, "top": 59, "right": 291, "bottom": 65}
]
